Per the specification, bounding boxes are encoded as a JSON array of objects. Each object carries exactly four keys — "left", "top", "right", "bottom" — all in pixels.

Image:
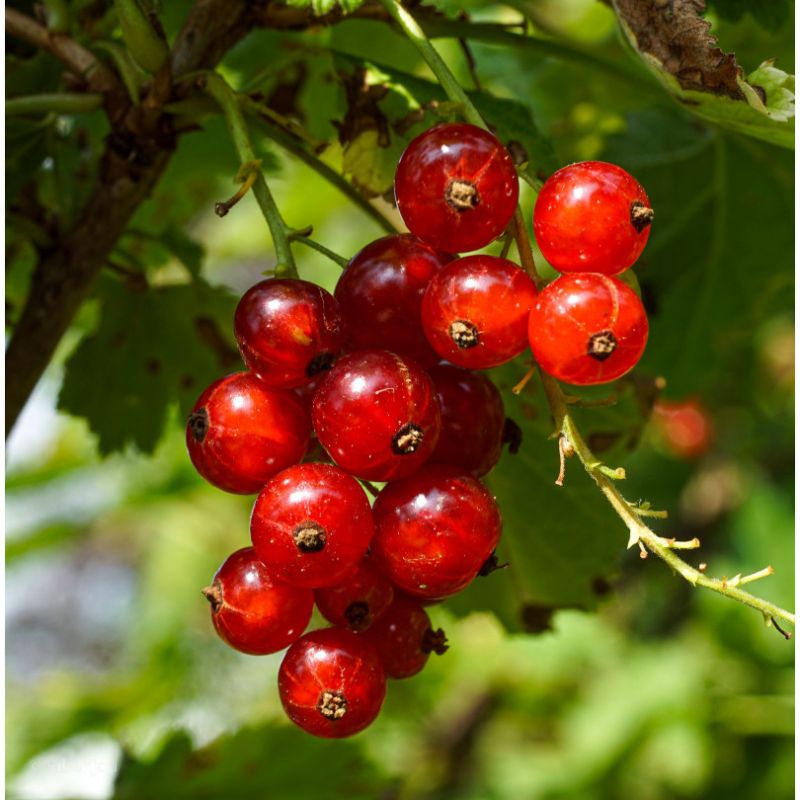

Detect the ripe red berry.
[
  {"left": 371, "top": 465, "right": 502, "bottom": 600},
  {"left": 234, "top": 278, "right": 343, "bottom": 388},
  {"left": 315, "top": 558, "right": 394, "bottom": 632},
  {"left": 186, "top": 372, "right": 310, "bottom": 494},
  {"left": 312, "top": 350, "right": 441, "bottom": 482},
  {"left": 251, "top": 463, "right": 374, "bottom": 589},
  {"left": 395, "top": 123, "right": 519, "bottom": 253},
  {"left": 335, "top": 234, "right": 453, "bottom": 368},
  {"left": 651, "top": 398, "right": 714, "bottom": 460},
  {"left": 362, "top": 594, "right": 448, "bottom": 679},
  {"left": 202, "top": 547, "right": 313, "bottom": 655},
  {"left": 421, "top": 255, "right": 537, "bottom": 369},
  {"left": 429, "top": 363, "right": 505, "bottom": 476},
  {"left": 528, "top": 273, "right": 648, "bottom": 385},
  {"left": 279, "top": 628, "right": 386, "bottom": 738},
  {"left": 533, "top": 161, "right": 653, "bottom": 275}
]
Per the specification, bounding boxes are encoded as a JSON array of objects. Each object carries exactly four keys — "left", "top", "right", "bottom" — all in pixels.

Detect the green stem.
[
  {"left": 378, "top": 0, "right": 485, "bottom": 129},
  {"left": 294, "top": 236, "right": 349, "bottom": 269},
  {"left": 6, "top": 93, "right": 103, "bottom": 116},
  {"left": 383, "top": 0, "right": 795, "bottom": 633},
  {"left": 242, "top": 98, "right": 398, "bottom": 236},
  {"left": 42, "top": 0, "right": 69, "bottom": 33},
  {"left": 204, "top": 73, "right": 298, "bottom": 278}
]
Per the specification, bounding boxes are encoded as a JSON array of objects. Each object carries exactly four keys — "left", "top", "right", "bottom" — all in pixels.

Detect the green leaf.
[
  {"left": 158, "top": 225, "right": 205, "bottom": 276},
  {"left": 58, "top": 278, "right": 239, "bottom": 455},
  {"left": 602, "top": 111, "right": 793, "bottom": 395},
  {"left": 112, "top": 726, "right": 384, "bottom": 799},
  {"left": 611, "top": 0, "right": 794, "bottom": 148}
]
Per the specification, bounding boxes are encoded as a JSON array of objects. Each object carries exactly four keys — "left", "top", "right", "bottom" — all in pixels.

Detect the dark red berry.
[
  {"left": 651, "top": 398, "right": 714, "bottom": 460},
  {"left": 429, "top": 363, "right": 505, "bottom": 476},
  {"left": 186, "top": 372, "right": 310, "bottom": 494},
  {"left": 311, "top": 350, "right": 441, "bottom": 482},
  {"left": 234, "top": 278, "right": 343, "bottom": 388},
  {"left": 279, "top": 628, "right": 386, "bottom": 738},
  {"left": 528, "top": 273, "right": 648, "bottom": 385},
  {"left": 315, "top": 557, "right": 394, "bottom": 632},
  {"left": 202, "top": 547, "right": 313, "bottom": 655},
  {"left": 371, "top": 465, "right": 502, "bottom": 599},
  {"left": 362, "top": 594, "right": 448, "bottom": 679},
  {"left": 533, "top": 161, "right": 653, "bottom": 275},
  {"left": 395, "top": 123, "right": 519, "bottom": 253},
  {"left": 250, "top": 463, "right": 374, "bottom": 589},
  {"left": 421, "top": 255, "right": 537, "bottom": 369},
  {"left": 335, "top": 234, "right": 453, "bottom": 368}
]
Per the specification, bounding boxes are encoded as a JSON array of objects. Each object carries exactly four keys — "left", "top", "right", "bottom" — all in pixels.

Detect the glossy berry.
[
  {"left": 534, "top": 161, "right": 653, "bottom": 275},
  {"left": 315, "top": 558, "right": 394, "bottom": 632},
  {"left": 422, "top": 255, "right": 537, "bottom": 369},
  {"left": 202, "top": 547, "right": 313, "bottom": 655},
  {"left": 528, "top": 273, "right": 648, "bottom": 386},
  {"left": 335, "top": 234, "right": 453, "bottom": 368},
  {"left": 395, "top": 123, "right": 519, "bottom": 253},
  {"left": 251, "top": 463, "right": 374, "bottom": 589},
  {"left": 651, "top": 398, "right": 714, "bottom": 460},
  {"left": 429, "top": 363, "right": 505, "bottom": 476},
  {"left": 186, "top": 372, "right": 310, "bottom": 494},
  {"left": 279, "top": 628, "right": 386, "bottom": 738},
  {"left": 371, "top": 465, "right": 502, "bottom": 599},
  {"left": 362, "top": 594, "right": 448, "bottom": 679},
  {"left": 312, "top": 350, "right": 441, "bottom": 482},
  {"left": 234, "top": 278, "right": 343, "bottom": 388}
]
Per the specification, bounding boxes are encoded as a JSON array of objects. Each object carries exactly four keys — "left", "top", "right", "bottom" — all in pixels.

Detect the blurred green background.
[{"left": 5, "top": 1, "right": 794, "bottom": 798}]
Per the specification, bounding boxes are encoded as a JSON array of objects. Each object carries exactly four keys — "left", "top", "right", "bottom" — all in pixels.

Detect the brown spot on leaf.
[{"left": 614, "top": 0, "right": 746, "bottom": 100}]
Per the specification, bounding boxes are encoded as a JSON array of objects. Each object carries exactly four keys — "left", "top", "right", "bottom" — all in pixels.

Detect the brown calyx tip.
[
  {"left": 630, "top": 200, "right": 654, "bottom": 233},
  {"left": 188, "top": 408, "right": 209, "bottom": 442},
  {"left": 421, "top": 627, "right": 449, "bottom": 656},
  {"left": 502, "top": 418, "right": 523, "bottom": 454},
  {"left": 344, "top": 601, "right": 370, "bottom": 631},
  {"left": 449, "top": 319, "right": 479, "bottom": 350},
  {"left": 306, "top": 351, "right": 335, "bottom": 377},
  {"left": 478, "top": 552, "right": 510, "bottom": 577},
  {"left": 587, "top": 330, "right": 617, "bottom": 361},
  {"left": 445, "top": 179, "right": 480, "bottom": 211},
  {"left": 202, "top": 583, "right": 223, "bottom": 614},
  {"left": 317, "top": 690, "right": 347, "bottom": 720},
  {"left": 293, "top": 521, "right": 327, "bottom": 553},
  {"left": 392, "top": 422, "right": 424, "bottom": 455}
]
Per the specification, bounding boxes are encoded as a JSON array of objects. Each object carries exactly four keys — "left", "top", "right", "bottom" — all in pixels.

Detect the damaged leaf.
[{"left": 612, "top": 0, "right": 794, "bottom": 148}]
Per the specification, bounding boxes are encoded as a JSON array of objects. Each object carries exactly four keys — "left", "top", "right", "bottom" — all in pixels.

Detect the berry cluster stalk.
[
  {"left": 378, "top": 0, "right": 795, "bottom": 634},
  {"left": 204, "top": 72, "right": 299, "bottom": 278}
]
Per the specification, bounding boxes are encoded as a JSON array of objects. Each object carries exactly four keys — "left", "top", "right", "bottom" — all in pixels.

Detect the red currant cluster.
[{"left": 187, "top": 122, "right": 653, "bottom": 739}]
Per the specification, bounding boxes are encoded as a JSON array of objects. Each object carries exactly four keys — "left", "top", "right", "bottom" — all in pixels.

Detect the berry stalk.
[{"left": 204, "top": 72, "right": 299, "bottom": 278}]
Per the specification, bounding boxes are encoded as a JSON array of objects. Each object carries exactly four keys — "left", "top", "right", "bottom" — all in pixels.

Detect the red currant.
[
  {"left": 429, "top": 363, "right": 505, "bottom": 476},
  {"left": 371, "top": 464, "right": 502, "bottom": 600},
  {"left": 528, "top": 273, "right": 648, "bottom": 385},
  {"left": 315, "top": 557, "right": 394, "bottom": 632},
  {"left": 311, "top": 350, "right": 441, "bottom": 482},
  {"left": 421, "top": 255, "right": 537, "bottom": 369},
  {"left": 335, "top": 234, "right": 453, "bottom": 368},
  {"left": 279, "top": 628, "right": 386, "bottom": 738},
  {"left": 234, "top": 278, "right": 343, "bottom": 388},
  {"left": 251, "top": 463, "right": 374, "bottom": 589},
  {"left": 202, "top": 547, "right": 313, "bottom": 655},
  {"left": 395, "top": 123, "right": 519, "bottom": 253},
  {"left": 186, "top": 372, "right": 310, "bottom": 494},
  {"left": 362, "top": 594, "right": 448, "bottom": 679},
  {"left": 651, "top": 398, "right": 714, "bottom": 460},
  {"left": 533, "top": 161, "right": 653, "bottom": 275}
]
